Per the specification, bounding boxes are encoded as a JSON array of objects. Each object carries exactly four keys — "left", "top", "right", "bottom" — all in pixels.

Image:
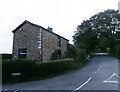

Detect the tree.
[{"left": 73, "top": 9, "right": 120, "bottom": 54}]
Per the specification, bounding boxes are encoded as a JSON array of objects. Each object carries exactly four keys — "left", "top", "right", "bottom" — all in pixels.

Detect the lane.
[
  {"left": 74, "top": 56, "right": 119, "bottom": 90},
  {"left": 2, "top": 56, "right": 119, "bottom": 91}
]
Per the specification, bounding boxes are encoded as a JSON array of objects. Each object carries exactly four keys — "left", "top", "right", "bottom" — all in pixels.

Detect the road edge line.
[{"left": 72, "top": 77, "right": 92, "bottom": 92}]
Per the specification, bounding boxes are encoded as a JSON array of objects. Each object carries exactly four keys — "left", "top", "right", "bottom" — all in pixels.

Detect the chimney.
[{"left": 47, "top": 26, "right": 53, "bottom": 32}]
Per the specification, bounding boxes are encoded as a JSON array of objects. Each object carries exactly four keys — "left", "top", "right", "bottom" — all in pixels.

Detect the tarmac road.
[{"left": 2, "top": 56, "right": 120, "bottom": 91}]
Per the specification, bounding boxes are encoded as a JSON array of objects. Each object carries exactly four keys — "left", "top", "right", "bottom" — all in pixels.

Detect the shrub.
[
  {"left": 2, "top": 59, "right": 35, "bottom": 83},
  {"left": 66, "top": 44, "right": 77, "bottom": 58},
  {"left": 51, "top": 50, "right": 62, "bottom": 60},
  {"left": 2, "top": 44, "right": 88, "bottom": 84},
  {"left": 2, "top": 58, "right": 85, "bottom": 84},
  {"left": 1, "top": 54, "right": 12, "bottom": 60},
  {"left": 114, "top": 45, "right": 120, "bottom": 59},
  {"left": 67, "top": 44, "right": 87, "bottom": 62},
  {"left": 109, "top": 44, "right": 120, "bottom": 59}
]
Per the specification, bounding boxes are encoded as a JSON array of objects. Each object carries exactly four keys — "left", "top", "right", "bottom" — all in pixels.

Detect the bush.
[
  {"left": 2, "top": 44, "right": 88, "bottom": 84},
  {"left": 51, "top": 50, "right": 62, "bottom": 60},
  {"left": 109, "top": 44, "right": 120, "bottom": 59},
  {"left": 2, "top": 59, "right": 35, "bottom": 83},
  {"left": 114, "top": 45, "right": 120, "bottom": 59},
  {"left": 66, "top": 44, "right": 77, "bottom": 58},
  {"left": 1, "top": 54, "right": 12, "bottom": 60},
  {"left": 67, "top": 44, "right": 87, "bottom": 62},
  {"left": 2, "top": 58, "right": 84, "bottom": 84}
]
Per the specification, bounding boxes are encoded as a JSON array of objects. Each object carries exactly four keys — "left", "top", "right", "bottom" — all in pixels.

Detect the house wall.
[
  {"left": 42, "top": 30, "right": 68, "bottom": 61},
  {"left": 12, "top": 22, "right": 69, "bottom": 61},
  {"left": 12, "top": 23, "right": 42, "bottom": 60}
]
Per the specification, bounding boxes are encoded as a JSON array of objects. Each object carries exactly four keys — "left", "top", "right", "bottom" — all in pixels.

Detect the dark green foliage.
[
  {"left": 115, "top": 45, "right": 120, "bottom": 59},
  {"left": 2, "top": 59, "right": 35, "bottom": 83},
  {"left": 51, "top": 50, "right": 62, "bottom": 60},
  {"left": 110, "top": 44, "right": 120, "bottom": 59},
  {"left": 1, "top": 54, "right": 12, "bottom": 60},
  {"left": 67, "top": 44, "right": 87, "bottom": 62},
  {"left": 2, "top": 58, "right": 86, "bottom": 84},
  {"left": 73, "top": 9, "right": 120, "bottom": 56},
  {"left": 66, "top": 44, "right": 77, "bottom": 58}
]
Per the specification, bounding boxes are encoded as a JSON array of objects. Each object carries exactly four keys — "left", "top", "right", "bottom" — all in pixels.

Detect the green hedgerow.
[{"left": 3, "top": 58, "right": 85, "bottom": 84}]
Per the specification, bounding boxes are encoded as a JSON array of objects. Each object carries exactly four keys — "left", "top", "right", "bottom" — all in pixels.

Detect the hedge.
[
  {"left": 2, "top": 45, "right": 87, "bottom": 84},
  {"left": 1, "top": 54, "right": 12, "bottom": 60},
  {"left": 114, "top": 45, "right": 120, "bottom": 59},
  {"left": 2, "top": 58, "right": 86, "bottom": 84},
  {"left": 109, "top": 44, "right": 120, "bottom": 59}
]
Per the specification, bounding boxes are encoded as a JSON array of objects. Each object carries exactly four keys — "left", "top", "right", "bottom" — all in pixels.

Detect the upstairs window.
[{"left": 57, "top": 36, "right": 61, "bottom": 47}]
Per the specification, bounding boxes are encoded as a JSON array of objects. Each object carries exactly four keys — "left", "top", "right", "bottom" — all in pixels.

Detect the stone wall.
[
  {"left": 42, "top": 30, "right": 68, "bottom": 61},
  {"left": 12, "top": 21, "right": 69, "bottom": 61},
  {"left": 12, "top": 23, "right": 42, "bottom": 60}
]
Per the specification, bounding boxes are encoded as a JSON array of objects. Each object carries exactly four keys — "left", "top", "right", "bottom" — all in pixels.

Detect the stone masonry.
[{"left": 12, "top": 20, "right": 69, "bottom": 61}]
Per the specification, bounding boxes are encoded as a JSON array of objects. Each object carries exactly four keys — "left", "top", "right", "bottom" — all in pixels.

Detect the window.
[
  {"left": 18, "top": 48, "right": 27, "bottom": 59},
  {"left": 57, "top": 36, "right": 61, "bottom": 47}
]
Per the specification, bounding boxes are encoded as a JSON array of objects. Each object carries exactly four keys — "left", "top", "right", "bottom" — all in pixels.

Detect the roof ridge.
[{"left": 12, "top": 20, "right": 69, "bottom": 41}]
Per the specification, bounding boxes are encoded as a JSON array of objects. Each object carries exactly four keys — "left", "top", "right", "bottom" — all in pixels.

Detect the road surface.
[{"left": 2, "top": 56, "right": 120, "bottom": 91}]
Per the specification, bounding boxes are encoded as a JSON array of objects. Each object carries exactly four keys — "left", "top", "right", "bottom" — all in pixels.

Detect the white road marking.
[
  {"left": 72, "top": 77, "right": 92, "bottom": 92},
  {"left": 103, "top": 73, "right": 120, "bottom": 84},
  {"left": 95, "top": 66, "right": 101, "bottom": 74},
  {"left": 73, "top": 66, "right": 101, "bottom": 92},
  {"left": 103, "top": 80, "right": 119, "bottom": 83},
  {"left": 97, "top": 66, "right": 101, "bottom": 71}
]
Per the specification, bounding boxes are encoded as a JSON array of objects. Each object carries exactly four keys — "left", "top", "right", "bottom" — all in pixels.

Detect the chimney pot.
[{"left": 47, "top": 26, "right": 53, "bottom": 32}]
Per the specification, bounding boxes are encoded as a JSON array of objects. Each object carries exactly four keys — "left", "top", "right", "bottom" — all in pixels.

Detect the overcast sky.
[{"left": 0, "top": 0, "right": 119, "bottom": 53}]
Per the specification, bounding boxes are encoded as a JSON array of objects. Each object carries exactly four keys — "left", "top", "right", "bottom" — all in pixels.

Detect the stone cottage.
[{"left": 12, "top": 20, "right": 69, "bottom": 61}]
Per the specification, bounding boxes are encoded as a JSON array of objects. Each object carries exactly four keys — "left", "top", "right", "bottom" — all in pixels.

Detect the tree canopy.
[{"left": 73, "top": 9, "right": 120, "bottom": 54}]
